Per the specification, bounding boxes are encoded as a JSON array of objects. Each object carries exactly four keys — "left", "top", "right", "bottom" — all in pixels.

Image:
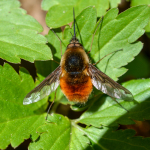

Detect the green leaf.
[
  {"left": 82, "top": 126, "right": 150, "bottom": 150},
  {"left": 92, "top": 5, "right": 150, "bottom": 80},
  {"left": 119, "top": 54, "right": 150, "bottom": 81},
  {"left": 109, "top": 0, "right": 122, "bottom": 8},
  {"left": 0, "top": 63, "right": 48, "bottom": 149},
  {"left": 127, "top": 1, "right": 150, "bottom": 37},
  {"left": 78, "top": 78, "right": 150, "bottom": 127},
  {"left": 145, "top": 20, "right": 150, "bottom": 37},
  {"left": 43, "top": 0, "right": 109, "bottom": 28},
  {"left": 0, "top": 0, "right": 52, "bottom": 63},
  {"left": 128, "top": 0, "right": 150, "bottom": 6},
  {"left": 29, "top": 114, "right": 92, "bottom": 150},
  {"left": 29, "top": 114, "right": 150, "bottom": 150}
]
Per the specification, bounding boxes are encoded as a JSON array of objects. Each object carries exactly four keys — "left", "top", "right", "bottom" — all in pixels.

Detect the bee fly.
[{"left": 23, "top": 9, "right": 133, "bottom": 113}]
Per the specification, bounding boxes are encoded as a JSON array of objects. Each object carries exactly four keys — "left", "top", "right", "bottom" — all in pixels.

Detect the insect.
[{"left": 23, "top": 9, "right": 133, "bottom": 110}]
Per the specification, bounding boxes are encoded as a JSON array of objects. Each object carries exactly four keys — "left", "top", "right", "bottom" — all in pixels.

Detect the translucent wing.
[
  {"left": 23, "top": 66, "right": 61, "bottom": 105},
  {"left": 88, "top": 64, "right": 133, "bottom": 101}
]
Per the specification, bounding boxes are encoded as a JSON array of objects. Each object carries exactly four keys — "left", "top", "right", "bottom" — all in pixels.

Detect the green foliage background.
[{"left": 0, "top": 0, "right": 150, "bottom": 149}]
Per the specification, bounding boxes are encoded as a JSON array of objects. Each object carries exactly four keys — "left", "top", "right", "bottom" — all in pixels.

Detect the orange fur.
[{"left": 60, "top": 75, "right": 93, "bottom": 103}]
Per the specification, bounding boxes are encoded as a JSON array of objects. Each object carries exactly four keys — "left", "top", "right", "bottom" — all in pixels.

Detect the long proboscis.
[{"left": 73, "top": 8, "right": 76, "bottom": 38}]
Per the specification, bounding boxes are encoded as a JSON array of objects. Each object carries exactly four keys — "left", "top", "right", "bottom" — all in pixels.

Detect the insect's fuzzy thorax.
[{"left": 60, "top": 45, "right": 89, "bottom": 75}]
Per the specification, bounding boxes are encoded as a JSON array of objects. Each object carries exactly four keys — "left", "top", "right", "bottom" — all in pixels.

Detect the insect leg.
[
  {"left": 93, "top": 49, "right": 123, "bottom": 65},
  {"left": 45, "top": 88, "right": 58, "bottom": 120},
  {"left": 51, "top": 30, "right": 63, "bottom": 57},
  {"left": 88, "top": 16, "right": 103, "bottom": 54},
  {"left": 52, "top": 59, "right": 60, "bottom": 64},
  {"left": 111, "top": 96, "right": 129, "bottom": 112}
]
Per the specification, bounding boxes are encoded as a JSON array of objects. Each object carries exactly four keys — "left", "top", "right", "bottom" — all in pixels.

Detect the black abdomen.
[{"left": 65, "top": 53, "right": 84, "bottom": 74}]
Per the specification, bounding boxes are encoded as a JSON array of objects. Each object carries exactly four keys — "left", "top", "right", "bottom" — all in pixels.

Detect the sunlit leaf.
[
  {"left": 109, "top": 0, "right": 121, "bottom": 8},
  {"left": 42, "top": 0, "right": 109, "bottom": 28},
  {"left": 0, "top": 0, "right": 52, "bottom": 63},
  {"left": 127, "top": 1, "right": 150, "bottom": 38},
  {"left": 0, "top": 63, "right": 47, "bottom": 149},
  {"left": 29, "top": 114, "right": 92, "bottom": 150},
  {"left": 128, "top": 0, "right": 150, "bottom": 6}
]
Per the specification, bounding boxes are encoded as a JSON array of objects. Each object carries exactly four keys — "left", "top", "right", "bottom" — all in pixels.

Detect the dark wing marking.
[
  {"left": 23, "top": 66, "right": 61, "bottom": 105},
  {"left": 88, "top": 64, "right": 133, "bottom": 101}
]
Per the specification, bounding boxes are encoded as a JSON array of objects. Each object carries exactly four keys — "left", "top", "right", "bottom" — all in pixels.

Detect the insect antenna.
[
  {"left": 71, "top": 8, "right": 80, "bottom": 43},
  {"left": 51, "top": 29, "right": 63, "bottom": 57},
  {"left": 73, "top": 8, "right": 76, "bottom": 39},
  {"left": 46, "top": 88, "right": 57, "bottom": 120},
  {"left": 88, "top": 16, "right": 104, "bottom": 54}
]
